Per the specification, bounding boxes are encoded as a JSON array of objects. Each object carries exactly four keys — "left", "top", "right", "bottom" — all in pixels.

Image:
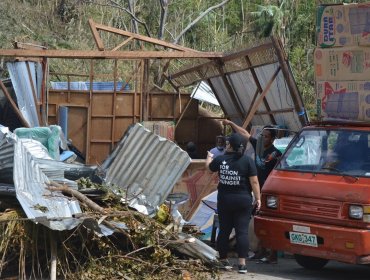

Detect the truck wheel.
[{"left": 294, "top": 254, "right": 329, "bottom": 270}]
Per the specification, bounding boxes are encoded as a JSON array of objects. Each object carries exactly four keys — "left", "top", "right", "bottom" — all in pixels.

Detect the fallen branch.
[{"left": 47, "top": 181, "right": 107, "bottom": 214}]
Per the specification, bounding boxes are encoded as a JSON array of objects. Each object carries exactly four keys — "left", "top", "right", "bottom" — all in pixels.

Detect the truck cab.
[{"left": 254, "top": 122, "right": 370, "bottom": 269}]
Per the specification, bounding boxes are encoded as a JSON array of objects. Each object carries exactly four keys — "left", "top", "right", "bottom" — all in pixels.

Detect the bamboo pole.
[{"left": 50, "top": 231, "right": 57, "bottom": 280}]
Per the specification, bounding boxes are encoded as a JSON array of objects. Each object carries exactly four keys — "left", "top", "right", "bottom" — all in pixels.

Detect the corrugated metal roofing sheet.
[
  {"left": 7, "top": 62, "right": 40, "bottom": 127},
  {"left": 13, "top": 138, "right": 83, "bottom": 230},
  {"left": 211, "top": 63, "right": 303, "bottom": 131},
  {"left": 168, "top": 37, "right": 308, "bottom": 132},
  {"left": 103, "top": 123, "right": 191, "bottom": 215},
  {"left": 1, "top": 123, "right": 191, "bottom": 231}
]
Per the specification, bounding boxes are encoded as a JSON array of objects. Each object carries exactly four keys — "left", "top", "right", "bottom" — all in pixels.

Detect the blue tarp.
[{"left": 50, "top": 81, "right": 130, "bottom": 91}]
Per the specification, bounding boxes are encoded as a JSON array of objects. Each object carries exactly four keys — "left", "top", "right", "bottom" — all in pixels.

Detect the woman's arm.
[
  {"left": 205, "top": 151, "right": 214, "bottom": 169},
  {"left": 249, "top": 175, "right": 261, "bottom": 211}
]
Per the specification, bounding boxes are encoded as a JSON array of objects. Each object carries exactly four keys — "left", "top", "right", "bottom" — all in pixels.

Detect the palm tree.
[{"left": 249, "top": 0, "right": 300, "bottom": 45}]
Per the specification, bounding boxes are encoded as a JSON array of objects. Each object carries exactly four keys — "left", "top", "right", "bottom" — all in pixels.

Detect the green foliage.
[{"left": 249, "top": 3, "right": 285, "bottom": 38}]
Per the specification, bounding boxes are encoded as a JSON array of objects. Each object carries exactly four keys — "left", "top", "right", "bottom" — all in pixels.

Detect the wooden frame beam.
[
  {"left": 271, "top": 36, "right": 308, "bottom": 126},
  {"left": 89, "top": 19, "right": 203, "bottom": 53},
  {"left": 88, "top": 19, "right": 105, "bottom": 51},
  {"left": 242, "top": 66, "right": 281, "bottom": 128},
  {"left": 169, "top": 41, "right": 275, "bottom": 81},
  {"left": 0, "top": 49, "right": 222, "bottom": 59},
  {"left": 244, "top": 55, "right": 276, "bottom": 125}
]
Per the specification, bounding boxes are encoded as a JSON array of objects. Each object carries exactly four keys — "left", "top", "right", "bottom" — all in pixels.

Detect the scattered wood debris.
[{"left": 0, "top": 178, "right": 220, "bottom": 280}]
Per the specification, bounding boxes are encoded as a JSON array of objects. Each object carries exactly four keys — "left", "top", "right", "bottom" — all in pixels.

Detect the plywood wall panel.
[
  {"left": 92, "top": 93, "right": 113, "bottom": 115},
  {"left": 48, "top": 91, "right": 68, "bottom": 104},
  {"left": 115, "top": 93, "right": 138, "bottom": 116},
  {"left": 114, "top": 118, "right": 133, "bottom": 141},
  {"left": 89, "top": 143, "right": 111, "bottom": 164},
  {"left": 49, "top": 91, "right": 89, "bottom": 106},
  {"left": 48, "top": 104, "right": 57, "bottom": 116},
  {"left": 68, "top": 107, "right": 88, "bottom": 157},
  {"left": 91, "top": 118, "right": 112, "bottom": 140},
  {"left": 151, "top": 94, "right": 174, "bottom": 118},
  {"left": 69, "top": 92, "right": 89, "bottom": 106}
]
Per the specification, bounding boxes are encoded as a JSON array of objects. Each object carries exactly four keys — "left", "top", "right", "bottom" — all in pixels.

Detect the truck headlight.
[
  {"left": 349, "top": 205, "right": 363, "bottom": 219},
  {"left": 266, "top": 195, "right": 278, "bottom": 209}
]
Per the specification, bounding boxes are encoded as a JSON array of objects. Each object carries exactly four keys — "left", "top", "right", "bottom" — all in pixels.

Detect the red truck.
[{"left": 254, "top": 121, "right": 370, "bottom": 269}]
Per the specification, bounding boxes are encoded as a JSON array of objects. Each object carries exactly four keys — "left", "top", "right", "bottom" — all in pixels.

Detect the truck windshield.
[{"left": 277, "top": 129, "right": 370, "bottom": 177}]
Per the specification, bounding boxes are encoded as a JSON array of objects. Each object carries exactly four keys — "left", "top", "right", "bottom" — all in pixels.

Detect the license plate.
[{"left": 289, "top": 232, "right": 318, "bottom": 247}]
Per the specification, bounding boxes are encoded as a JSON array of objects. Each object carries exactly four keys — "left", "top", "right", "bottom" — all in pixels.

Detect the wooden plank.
[
  {"left": 87, "top": 61, "right": 94, "bottom": 163},
  {"left": 255, "top": 108, "right": 294, "bottom": 115},
  {"left": 88, "top": 19, "right": 105, "bottom": 51},
  {"left": 242, "top": 67, "right": 281, "bottom": 128},
  {"left": 93, "top": 20, "right": 202, "bottom": 53},
  {"left": 0, "top": 49, "right": 222, "bottom": 59},
  {"left": 14, "top": 41, "right": 47, "bottom": 50},
  {"left": 50, "top": 91, "right": 90, "bottom": 106},
  {"left": 245, "top": 55, "right": 275, "bottom": 125},
  {"left": 174, "top": 97, "right": 194, "bottom": 131},
  {"left": 112, "top": 36, "right": 134, "bottom": 51},
  {"left": 112, "top": 59, "right": 117, "bottom": 150},
  {"left": 169, "top": 42, "right": 274, "bottom": 80},
  {"left": 271, "top": 36, "right": 309, "bottom": 126}
]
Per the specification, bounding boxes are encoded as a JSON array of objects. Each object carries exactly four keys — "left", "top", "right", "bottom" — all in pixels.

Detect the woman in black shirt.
[{"left": 206, "top": 133, "right": 261, "bottom": 274}]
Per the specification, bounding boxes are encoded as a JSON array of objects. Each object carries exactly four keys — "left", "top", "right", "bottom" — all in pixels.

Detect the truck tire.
[{"left": 294, "top": 254, "right": 329, "bottom": 270}]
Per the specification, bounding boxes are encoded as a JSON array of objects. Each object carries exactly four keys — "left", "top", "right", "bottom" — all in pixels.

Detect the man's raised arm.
[{"left": 222, "top": 119, "right": 251, "bottom": 141}]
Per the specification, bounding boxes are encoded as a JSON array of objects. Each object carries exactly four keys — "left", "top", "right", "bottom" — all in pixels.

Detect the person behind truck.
[
  {"left": 209, "top": 135, "right": 226, "bottom": 158},
  {"left": 206, "top": 133, "right": 261, "bottom": 274},
  {"left": 222, "top": 119, "right": 282, "bottom": 264}
]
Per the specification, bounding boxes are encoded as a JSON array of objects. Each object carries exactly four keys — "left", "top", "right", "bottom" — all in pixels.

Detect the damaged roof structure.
[{"left": 0, "top": 19, "right": 307, "bottom": 279}]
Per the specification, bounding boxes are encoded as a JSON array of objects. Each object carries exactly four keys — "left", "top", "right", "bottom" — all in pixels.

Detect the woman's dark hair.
[{"left": 227, "top": 133, "right": 245, "bottom": 158}]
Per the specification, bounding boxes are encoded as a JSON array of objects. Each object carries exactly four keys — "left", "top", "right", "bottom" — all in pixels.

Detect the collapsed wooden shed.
[{"left": 0, "top": 20, "right": 307, "bottom": 166}]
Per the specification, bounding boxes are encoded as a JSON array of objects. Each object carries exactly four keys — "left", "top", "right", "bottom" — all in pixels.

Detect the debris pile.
[
  {"left": 0, "top": 182, "right": 217, "bottom": 279},
  {"left": 0, "top": 124, "right": 219, "bottom": 279}
]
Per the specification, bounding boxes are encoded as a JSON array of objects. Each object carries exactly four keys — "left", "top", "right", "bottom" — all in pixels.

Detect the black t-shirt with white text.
[{"left": 209, "top": 152, "right": 257, "bottom": 194}]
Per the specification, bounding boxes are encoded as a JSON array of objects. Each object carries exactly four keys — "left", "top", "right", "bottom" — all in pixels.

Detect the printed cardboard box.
[
  {"left": 316, "top": 81, "right": 370, "bottom": 121},
  {"left": 316, "top": 3, "right": 370, "bottom": 48},
  {"left": 314, "top": 47, "right": 370, "bottom": 81}
]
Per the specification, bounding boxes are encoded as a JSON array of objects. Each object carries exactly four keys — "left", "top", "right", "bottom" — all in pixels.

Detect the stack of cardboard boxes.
[{"left": 315, "top": 2, "right": 370, "bottom": 121}]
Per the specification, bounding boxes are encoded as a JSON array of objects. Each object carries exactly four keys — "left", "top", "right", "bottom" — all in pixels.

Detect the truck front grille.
[{"left": 281, "top": 197, "right": 341, "bottom": 218}]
